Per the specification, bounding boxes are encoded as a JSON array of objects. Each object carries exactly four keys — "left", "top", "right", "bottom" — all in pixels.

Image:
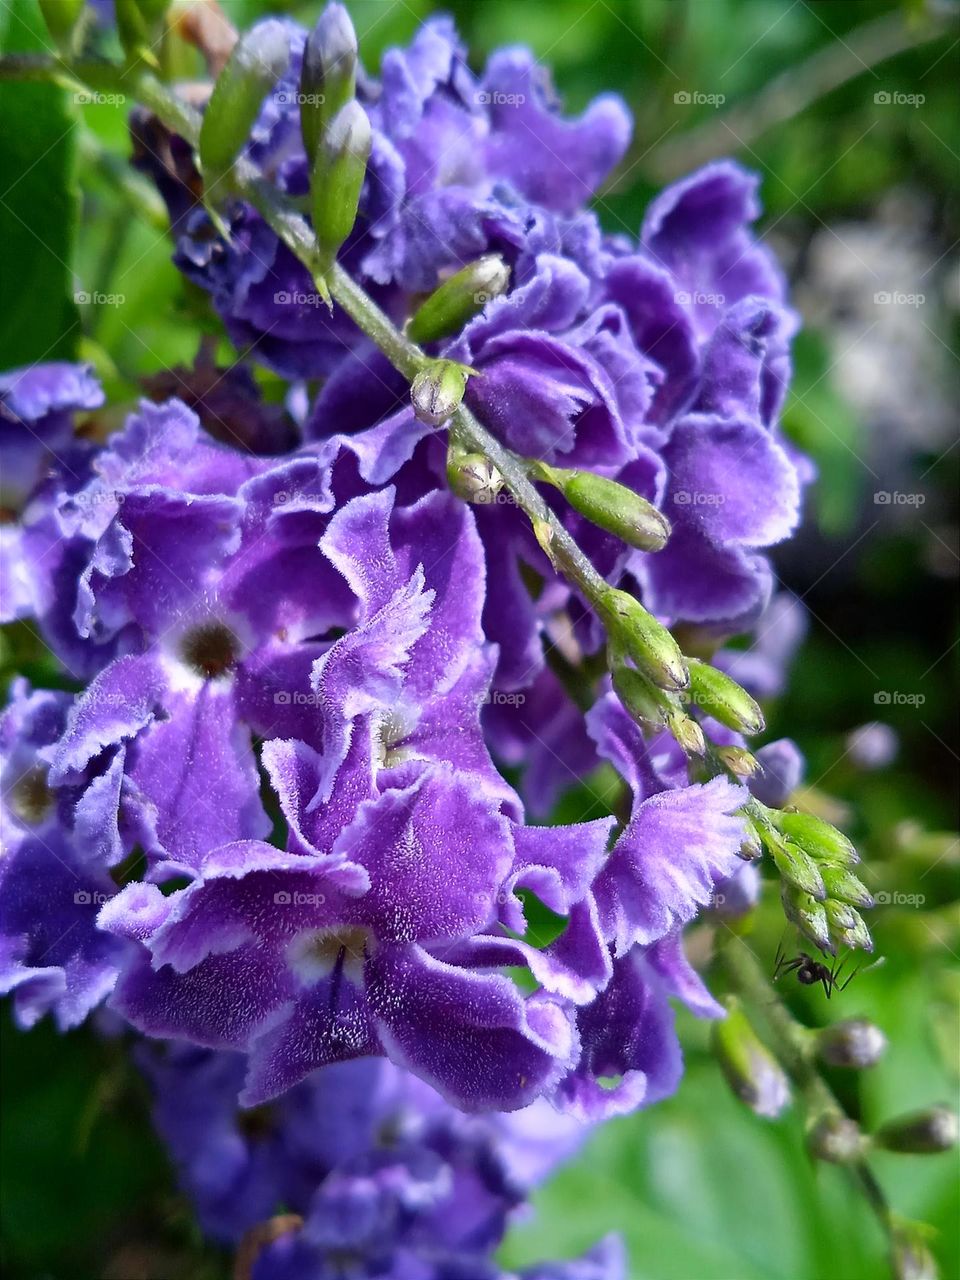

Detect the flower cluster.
[
  {"left": 154, "top": 13, "right": 811, "bottom": 814},
  {"left": 138, "top": 1045, "right": 620, "bottom": 1277},
  {"left": 0, "top": 7, "right": 823, "bottom": 1275}
]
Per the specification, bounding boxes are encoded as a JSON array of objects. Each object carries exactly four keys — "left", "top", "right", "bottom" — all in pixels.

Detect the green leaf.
[{"left": 0, "top": 0, "right": 80, "bottom": 365}]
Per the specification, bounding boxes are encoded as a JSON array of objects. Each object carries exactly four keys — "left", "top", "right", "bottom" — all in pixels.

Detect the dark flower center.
[
  {"left": 7, "top": 765, "right": 55, "bottom": 825},
  {"left": 179, "top": 622, "right": 239, "bottom": 679}
]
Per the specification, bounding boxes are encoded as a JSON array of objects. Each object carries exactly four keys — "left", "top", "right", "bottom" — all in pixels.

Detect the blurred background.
[{"left": 1, "top": 1, "right": 957, "bottom": 1277}]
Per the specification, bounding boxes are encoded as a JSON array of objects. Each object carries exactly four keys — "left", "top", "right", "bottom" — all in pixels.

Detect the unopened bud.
[
  {"left": 820, "top": 863, "right": 874, "bottom": 910},
  {"left": 777, "top": 811, "right": 858, "bottom": 866},
  {"left": 781, "top": 884, "right": 833, "bottom": 954},
  {"left": 829, "top": 905, "right": 873, "bottom": 954},
  {"left": 892, "top": 1224, "right": 939, "bottom": 1280},
  {"left": 39, "top": 0, "right": 84, "bottom": 47},
  {"left": 771, "top": 837, "right": 826, "bottom": 901},
  {"left": 300, "top": 2, "right": 358, "bottom": 158},
  {"left": 539, "top": 466, "right": 671, "bottom": 552},
  {"left": 876, "top": 1106, "right": 958, "bottom": 1155},
  {"left": 717, "top": 745, "right": 760, "bottom": 779},
  {"left": 411, "top": 361, "right": 468, "bottom": 427},
  {"left": 816, "top": 1019, "right": 887, "bottom": 1069},
  {"left": 688, "top": 659, "right": 765, "bottom": 735},
  {"left": 312, "top": 100, "right": 372, "bottom": 268},
  {"left": 407, "top": 256, "right": 511, "bottom": 344},
  {"left": 446, "top": 447, "right": 502, "bottom": 504},
  {"left": 807, "top": 1112, "right": 865, "bottom": 1163},
  {"left": 199, "top": 22, "right": 291, "bottom": 193},
  {"left": 712, "top": 998, "right": 790, "bottom": 1118},
  {"left": 668, "top": 711, "right": 707, "bottom": 757},
  {"left": 739, "top": 826, "right": 764, "bottom": 862},
  {"left": 824, "top": 898, "right": 858, "bottom": 933},
  {"left": 115, "top": 0, "right": 168, "bottom": 66},
  {"left": 599, "top": 589, "right": 688, "bottom": 692},
  {"left": 612, "top": 664, "right": 671, "bottom": 730}
]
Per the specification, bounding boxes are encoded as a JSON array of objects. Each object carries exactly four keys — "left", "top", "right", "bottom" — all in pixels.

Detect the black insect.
[{"left": 773, "top": 941, "right": 862, "bottom": 999}]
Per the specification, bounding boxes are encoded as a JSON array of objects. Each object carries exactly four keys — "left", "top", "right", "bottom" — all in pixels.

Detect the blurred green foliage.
[{"left": 1, "top": 1, "right": 957, "bottom": 1277}]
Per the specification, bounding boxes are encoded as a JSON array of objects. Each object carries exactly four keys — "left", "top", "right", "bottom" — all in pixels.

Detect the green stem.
[{"left": 721, "top": 939, "right": 894, "bottom": 1238}]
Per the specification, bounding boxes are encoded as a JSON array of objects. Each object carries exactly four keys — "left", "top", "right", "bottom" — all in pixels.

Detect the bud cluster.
[{"left": 750, "top": 807, "right": 874, "bottom": 954}]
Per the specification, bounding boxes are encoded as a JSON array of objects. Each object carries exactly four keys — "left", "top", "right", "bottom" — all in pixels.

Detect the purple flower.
[
  {"left": 0, "top": 362, "right": 104, "bottom": 657},
  {"left": 138, "top": 1046, "right": 591, "bottom": 1253},
  {"left": 169, "top": 16, "right": 629, "bottom": 378},
  {"left": 0, "top": 680, "right": 125, "bottom": 1029},
  {"left": 91, "top": 482, "right": 614, "bottom": 1113}
]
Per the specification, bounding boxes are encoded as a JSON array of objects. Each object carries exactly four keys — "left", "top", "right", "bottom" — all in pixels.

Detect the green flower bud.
[
  {"left": 781, "top": 884, "right": 833, "bottom": 954},
  {"left": 687, "top": 659, "right": 765, "bottom": 735},
  {"left": 777, "top": 811, "right": 858, "bottom": 865},
  {"left": 598, "top": 589, "right": 688, "bottom": 692},
  {"left": 816, "top": 1019, "right": 887, "bottom": 1069},
  {"left": 411, "top": 360, "right": 468, "bottom": 427},
  {"left": 829, "top": 905, "right": 873, "bottom": 954},
  {"left": 407, "top": 256, "right": 511, "bottom": 345},
  {"left": 39, "top": 0, "right": 84, "bottom": 48},
  {"left": 807, "top": 1112, "right": 865, "bottom": 1164},
  {"left": 199, "top": 23, "right": 291, "bottom": 195},
  {"left": 300, "top": 3, "right": 358, "bottom": 159},
  {"left": 717, "top": 745, "right": 760, "bottom": 779},
  {"left": 739, "top": 825, "right": 764, "bottom": 862},
  {"left": 611, "top": 664, "right": 671, "bottom": 730},
  {"left": 536, "top": 465, "right": 671, "bottom": 552},
  {"left": 446, "top": 446, "right": 502, "bottom": 504},
  {"left": 668, "top": 710, "right": 707, "bottom": 757},
  {"left": 824, "top": 898, "right": 857, "bottom": 933},
  {"left": 312, "top": 100, "right": 372, "bottom": 269},
  {"left": 115, "top": 0, "right": 170, "bottom": 66},
  {"left": 771, "top": 837, "right": 826, "bottom": 901},
  {"left": 876, "top": 1106, "right": 958, "bottom": 1154},
  {"left": 712, "top": 997, "right": 790, "bottom": 1118},
  {"left": 892, "top": 1223, "right": 939, "bottom": 1280},
  {"left": 820, "top": 862, "right": 874, "bottom": 909}
]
